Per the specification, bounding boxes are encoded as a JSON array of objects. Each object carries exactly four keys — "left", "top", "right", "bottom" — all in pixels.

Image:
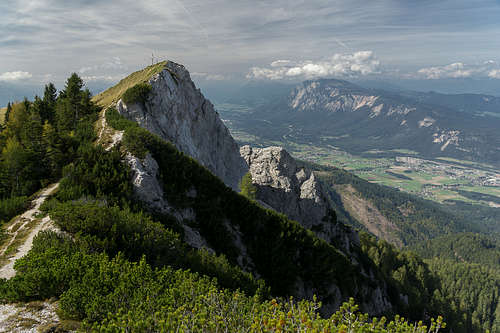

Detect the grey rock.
[
  {"left": 241, "top": 145, "right": 393, "bottom": 315},
  {"left": 124, "top": 152, "right": 209, "bottom": 250},
  {"left": 117, "top": 61, "right": 248, "bottom": 191},
  {"left": 125, "top": 152, "right": 165, "bottom": 212},
  {"left": 240, "top": 145, "right": 359, "bottom": 249}
]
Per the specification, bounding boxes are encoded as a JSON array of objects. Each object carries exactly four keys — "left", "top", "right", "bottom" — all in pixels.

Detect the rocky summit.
[{"left": 117, "top": 61, "right": 248, "bottom": 191}]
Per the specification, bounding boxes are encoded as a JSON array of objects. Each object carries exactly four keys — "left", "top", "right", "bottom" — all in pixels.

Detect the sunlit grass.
[
  {"left": 92, "top": 61, "right": 167, "bottom": 107},
  {"left": 0, "top": 107, "right": 6, "bottom": 124}
]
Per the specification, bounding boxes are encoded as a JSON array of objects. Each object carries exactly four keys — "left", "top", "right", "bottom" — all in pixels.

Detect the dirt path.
[
  {"left": 96, "top": 107, "right": 123, "bottom": 151},
  {"left": 0, "top": 301, "right": 60, "bottom": 332},
  {"left": 0, "top": 183, "right": 59, "bottom": 279}
]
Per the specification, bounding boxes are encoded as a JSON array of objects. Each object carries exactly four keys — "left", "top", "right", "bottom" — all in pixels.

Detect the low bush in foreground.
[{"left": 0, "top": 232, "right": 445, "bottom": 333}]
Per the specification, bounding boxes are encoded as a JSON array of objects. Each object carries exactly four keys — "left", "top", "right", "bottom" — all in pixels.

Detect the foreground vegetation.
[{"left": 0, "top": 231, "right": 446, "bottom": 332}]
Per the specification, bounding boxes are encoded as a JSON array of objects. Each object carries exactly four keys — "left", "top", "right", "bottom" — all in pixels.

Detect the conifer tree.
[
  {"left": 56, "top": 73, "right": 93, "bottom": 131},
  {"left": 42, "top": 121, "right": 64, "bottom": 178},
  {"left": 42, "top": 83, "right": 57, "bottom": 124},
  {"left": 1, "top": 137, "right": 29, "bottom": 196},
  {"left": 4, "top": 102, "right": 12, "bottom": 123}
]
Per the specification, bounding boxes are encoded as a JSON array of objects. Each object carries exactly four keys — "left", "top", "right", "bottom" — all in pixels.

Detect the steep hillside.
[
  {"left": 331, "top": 184, "right": 403, "bottom": 247},
  {"left": 299, "top": 161, "right": 472, "bottom": 245},
  {"left": 95, "top": 63, "right": 399, "bottom": 315},
  {"left": 94, "top": 61, "right": 248, "bottom": 191}
]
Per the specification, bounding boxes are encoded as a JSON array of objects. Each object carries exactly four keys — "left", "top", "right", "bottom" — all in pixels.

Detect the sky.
[{"left": 1, "top": 0, "right": 500, "bottom": 94}]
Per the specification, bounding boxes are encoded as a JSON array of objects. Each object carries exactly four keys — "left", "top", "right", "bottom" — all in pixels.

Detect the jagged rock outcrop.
[
  {"left": 124, "top": 151, "right": 212, "bottom": 251},
  {"left": 117, "top": 61, "right": 248, "bottom": 191},
  {"left": 241, "top": 145, "right": 359, "bottom": 253},
  {"left": 241, "top": 145, "right": 393, "bottom": 314}
]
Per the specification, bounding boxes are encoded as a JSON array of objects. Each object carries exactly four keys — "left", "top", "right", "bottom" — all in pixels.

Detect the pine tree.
[
  {"left": 1, "top": 137, "right": 29, "bottom": 196},
  {"left": 42, "top": 83, "right": 57, "bottom": 124},
  {"left": 56, "top": 73, "right": 93, "bottom": 131},
  {"left": 42, "top": 121, "right": 64, "bottom": 179},
  {"left": 240, "top": 172, "right": 257, "bottom": 200},
  {"left": 5, "top": 102, "right": 29, "bottom": 141},
  {"left": 5, "top": 102, "right": 12, "bottom": 122}
]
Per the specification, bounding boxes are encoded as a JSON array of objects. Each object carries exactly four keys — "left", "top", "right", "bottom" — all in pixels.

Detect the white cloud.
[
  {"left": 417, "top": 61, "right": 500, "bottom": 79},
  {"left": 79, "top": 57, "right": 126, "bottom": 74},
  {"left": 270, "top": 60, "right": 291, "bottom": 67},
  {"left": 247, "top": 51, "right": 380, "bottom": 80},
  {"left": 191, "top": 72, "right": 227, "bottom": 81},
  {"left": 0, "top": 71, "right": 32, "bottom": 81},
  {"left": 488, "top": 69, "right": 500, "bottom": 79},
  {"left": 81, "top": 75, "right": 122, "bottom": 82}
]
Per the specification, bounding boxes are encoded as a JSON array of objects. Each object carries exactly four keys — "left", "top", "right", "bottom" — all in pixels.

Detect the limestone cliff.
[
  {"left": 117, "top": 61, "right": 248, "bottom": 191},
  {"left": 240, "top": 145, "right": 359, "bottom": 253},
  {"left": 241, "top": 145, "right": 393, "bottom": 314}
]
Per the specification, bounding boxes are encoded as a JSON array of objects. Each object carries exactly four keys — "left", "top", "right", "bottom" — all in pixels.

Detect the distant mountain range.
[{"left": 220, "top": 79, "right": 500, "bottom": 166}]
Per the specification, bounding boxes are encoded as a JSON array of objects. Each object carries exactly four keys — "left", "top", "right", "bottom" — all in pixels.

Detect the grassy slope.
[
  {"left": 92, "top": 61, "right": 167, "bottom": 107},
  {"left": 0, "top": 107, "right": 6, "bottom": 124}
]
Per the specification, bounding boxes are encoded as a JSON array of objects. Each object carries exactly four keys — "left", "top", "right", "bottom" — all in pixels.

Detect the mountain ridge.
[{"left": 100, "top": 61, "right": 398, "bottom": 315}]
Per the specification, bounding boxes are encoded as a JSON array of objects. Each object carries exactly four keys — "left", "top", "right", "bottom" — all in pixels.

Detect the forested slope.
[{"left": 305, "top": 161, "right": 494, "bottom": 246}]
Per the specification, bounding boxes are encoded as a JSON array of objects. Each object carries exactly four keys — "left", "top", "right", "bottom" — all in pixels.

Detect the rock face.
[
  {"left": 241, "top": 145, "right": 358, "bottom": 250},
  {"left": 241, "top": 145, "right": 392, "bottom": 315},
  {"left": 117, "top": 61, "right": 248, "bottom": 191},
  {"left": 289, "top": 79, "right": 419, "bottom": 118},
  {"left": 124, "top": 152, "right": 210, "bottom": 251}
]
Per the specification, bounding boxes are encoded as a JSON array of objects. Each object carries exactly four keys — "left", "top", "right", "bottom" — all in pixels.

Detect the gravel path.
[{"left": 0, "top": 183, "right": 59, "bottom": 279}]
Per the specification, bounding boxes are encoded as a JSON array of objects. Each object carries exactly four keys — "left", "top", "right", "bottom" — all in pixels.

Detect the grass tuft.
[
  {"left": 92, "top": 61, "right": 167, "bottom": 108},
  {"left": 0, "top": 106, "right": 6, "bottom": 124}
]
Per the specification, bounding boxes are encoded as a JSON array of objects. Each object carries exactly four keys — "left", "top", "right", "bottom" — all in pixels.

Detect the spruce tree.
[
  {"left": 42, "top": 83, "right": 57, "bottom": 123},
  {"left": 4, "top": 102, "right": 12, "bottom": 123}
]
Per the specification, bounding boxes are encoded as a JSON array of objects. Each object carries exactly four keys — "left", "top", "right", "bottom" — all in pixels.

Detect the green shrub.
[
  {"left": 47, "top": 200, "right": 264, "bottom": 297},
  {"left": 240, "top": 172, "right": 257, "bottom": 200},
  {"left": 105, "top": 107, "right": 138, "bottom": 132},
  {"left": 0, "top": 232, "right": 445, "bottom": 332},
  {"left": 56, "top": 143, "right": 133, "bottom": 206},
  {"left": 121, "top": 83, "right": 152, "bottom": 105}
]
